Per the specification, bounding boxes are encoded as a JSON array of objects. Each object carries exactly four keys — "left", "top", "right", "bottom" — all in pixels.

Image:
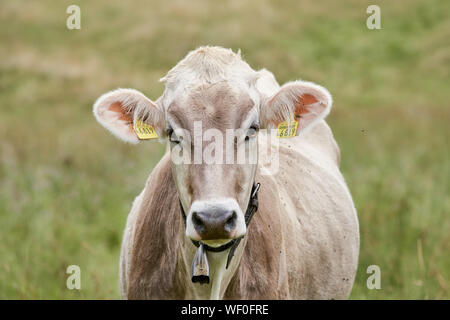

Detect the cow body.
[
  {"left": 94, "top": 46, "right": 359, "bottom": 299},
  {"left": 120, "top": 120, "right": 359, "bottom": 299}
]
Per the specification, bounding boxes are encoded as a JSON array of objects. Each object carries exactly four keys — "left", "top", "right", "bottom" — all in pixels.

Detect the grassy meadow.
[{"left": 0, "top": 0, "right": 448, "bottom": 299}]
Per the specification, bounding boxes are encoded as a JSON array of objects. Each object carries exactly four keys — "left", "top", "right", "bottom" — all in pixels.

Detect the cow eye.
[
  {"left": 166, "top": 128, "right": 180, "bottom": 144},
  {"left": 245, "top": 125, "right": 259, "bottom": 141}
]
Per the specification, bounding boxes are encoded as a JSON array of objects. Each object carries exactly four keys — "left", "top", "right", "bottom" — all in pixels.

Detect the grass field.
[{"left": 0, "top": 0, "right": 448, "bottom": 299}]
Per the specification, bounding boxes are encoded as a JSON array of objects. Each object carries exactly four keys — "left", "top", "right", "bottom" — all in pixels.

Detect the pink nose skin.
[{"left": 191, "top": 208, "right": 238, "bottom": 240}]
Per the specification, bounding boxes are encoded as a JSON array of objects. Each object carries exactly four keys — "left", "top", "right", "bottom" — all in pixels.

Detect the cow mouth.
[{"left": 201, "top": 239, "right": 234, "bottom": 248}]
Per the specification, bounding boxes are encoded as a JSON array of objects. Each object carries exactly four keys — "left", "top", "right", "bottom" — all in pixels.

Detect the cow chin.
[{"left": 185, "top": 198, "right": 247, "bottom": 242}]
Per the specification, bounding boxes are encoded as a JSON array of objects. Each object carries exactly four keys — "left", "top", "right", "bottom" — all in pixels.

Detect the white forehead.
[{"left": 158, "top": 46, "right": 268, "bottom": 109}]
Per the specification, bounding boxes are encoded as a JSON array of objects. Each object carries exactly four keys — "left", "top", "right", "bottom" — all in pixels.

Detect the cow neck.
[{"left": 179, "top": 182, "right": 260, "bottom": 269}]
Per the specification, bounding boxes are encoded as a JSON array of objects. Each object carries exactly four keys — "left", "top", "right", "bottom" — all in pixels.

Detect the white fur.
[
  {"left": 159, "top": 46, "right": 261, "bottom": 110},
  {"left": 158, "top": 47, "right": 332, "bottom": 137},
  {"left": 119, "top": 190, "right": 145, "bottom": 298},
  {"left": 93, "top": 88, "right": 162, "bottom": 144},
  {"left": 207, "top": 250, "right": 230, "bottom": 300},
  {"left": 261, "top": 80, "right": 333, "bottom": 135},
  {"left": 255, "top": 68, "right": 280, "bottom": 96}
]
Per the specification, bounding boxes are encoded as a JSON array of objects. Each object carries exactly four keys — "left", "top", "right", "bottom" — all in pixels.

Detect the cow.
[{"left": 93, "top": 46, "right": 359, "bottom": 299}]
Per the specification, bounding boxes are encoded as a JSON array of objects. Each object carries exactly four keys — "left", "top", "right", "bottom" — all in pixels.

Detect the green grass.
[{"left": 0, "top": 0, "right": 448, "bottom": 299}]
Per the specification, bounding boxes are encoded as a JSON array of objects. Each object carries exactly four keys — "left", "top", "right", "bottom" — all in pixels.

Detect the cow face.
[
  {"left": 166, "top": 82, "right": 259, "bottom": 244},
  {"left": 93, "top": 47, "right": 332, "bottom": 246}
]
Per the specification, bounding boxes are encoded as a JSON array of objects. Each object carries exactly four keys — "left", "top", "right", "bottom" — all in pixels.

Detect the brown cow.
[{"left": 93, "top": 46, "right": 359, "bottom": 299}]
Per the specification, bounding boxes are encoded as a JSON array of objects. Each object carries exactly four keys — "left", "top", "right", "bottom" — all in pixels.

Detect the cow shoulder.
[
  {"left": 127, "top": 153, "right": 187, "bottom": 299},
  {"left": 224, "top": 174, "right": 290, "bottom": 299}
]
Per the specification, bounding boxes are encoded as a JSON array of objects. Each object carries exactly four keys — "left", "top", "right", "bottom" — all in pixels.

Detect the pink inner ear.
[
  {"left": 108, "top": 101, "right": 134, "bottom": 132},
  {"left": 294, "top": 94, "right": 318, "bottom": 117},
  {"left": 294, "top": 94, "right": 324, "bottom": 129}
]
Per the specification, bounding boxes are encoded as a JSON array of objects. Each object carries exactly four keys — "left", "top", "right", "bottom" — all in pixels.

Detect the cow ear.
[
  {"left": 261, "top": 81, "right": 332, "bottom": 135},
  {"left": 93, "top": 88, "right": 164, "bottom": 144}
]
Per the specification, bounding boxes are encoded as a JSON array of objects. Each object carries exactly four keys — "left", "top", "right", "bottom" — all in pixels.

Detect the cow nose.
[{"left": 191, "top": 209, "right": 237, "bottom": 240}]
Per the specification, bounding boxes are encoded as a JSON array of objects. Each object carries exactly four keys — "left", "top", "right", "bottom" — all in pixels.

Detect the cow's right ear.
[{"left": 93, "top": 88, "right": 165, "bottom": 144}]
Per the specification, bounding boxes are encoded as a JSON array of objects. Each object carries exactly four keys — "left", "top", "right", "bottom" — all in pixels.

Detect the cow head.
[{"left": 93, "top": 47, "right": 332, "bottom": 247}]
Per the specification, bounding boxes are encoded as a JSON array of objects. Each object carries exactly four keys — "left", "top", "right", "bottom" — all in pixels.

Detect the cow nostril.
[
  {"left": 224, "top": 211, "right": 237, "bottom": 232},
  {"left": 192, "top": 211, "right": 204, "bottom": 229}
]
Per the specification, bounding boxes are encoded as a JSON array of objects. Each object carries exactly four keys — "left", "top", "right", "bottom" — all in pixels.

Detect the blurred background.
[{"left": 0, "top": 0, "right": 448, "bottom": 299}]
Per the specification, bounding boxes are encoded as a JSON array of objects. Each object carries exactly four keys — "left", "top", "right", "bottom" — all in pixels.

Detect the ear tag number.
[
  {"left": 277, "top": 116, "right": 298, "bottom": 138},
  {"left": 133, "top": 120, "right": 158, "bottom": 140}
]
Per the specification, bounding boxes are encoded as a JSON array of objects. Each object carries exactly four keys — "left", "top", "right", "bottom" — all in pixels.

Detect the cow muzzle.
[
  {"left": 179, "top": 183, "right": 260, "bottom": 284},
  {"left": 186, "top": 199, "right": 246, "bottom": 241}
]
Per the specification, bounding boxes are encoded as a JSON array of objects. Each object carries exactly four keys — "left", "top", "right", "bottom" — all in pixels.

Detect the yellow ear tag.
[
  {"left": 277, "top": 116, "right": 298, "bottom": 138},
  {"left": 133, "top": 120, "right": 158, "bottom": 140}
]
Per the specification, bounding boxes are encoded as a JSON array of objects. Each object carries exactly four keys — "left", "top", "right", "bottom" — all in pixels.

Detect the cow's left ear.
[{"left": 260, "top": 80, "right": 332, "bottom": 135}]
